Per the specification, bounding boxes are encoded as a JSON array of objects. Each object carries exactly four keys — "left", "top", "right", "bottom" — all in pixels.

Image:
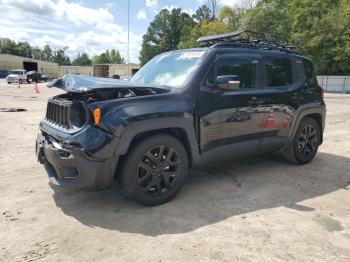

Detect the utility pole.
[{"left": 127, "top": 0, "right": 130, "bottom": 77}]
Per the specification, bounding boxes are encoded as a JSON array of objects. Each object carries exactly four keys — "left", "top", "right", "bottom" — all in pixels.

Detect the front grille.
[{"left": 46, "top": 100, "right": 70, "bottom": 129}]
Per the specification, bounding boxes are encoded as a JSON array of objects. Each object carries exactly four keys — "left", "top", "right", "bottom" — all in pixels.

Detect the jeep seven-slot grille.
[{"left": 46, "top": 100, "right": 70, "bottom": 128}]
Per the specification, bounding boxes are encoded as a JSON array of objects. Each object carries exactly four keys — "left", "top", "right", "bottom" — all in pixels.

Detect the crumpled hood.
[{"left": 47, "top": 74, "right": 141, "bottom": 93}]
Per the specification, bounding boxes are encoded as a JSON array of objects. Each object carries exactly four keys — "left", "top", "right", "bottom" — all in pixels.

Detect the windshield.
[
  {"left": 10, "top": 71, "right": 22, "bottom": 75},
  {"left": 130, "top": 50, "right": 206, "bottom": 89}
]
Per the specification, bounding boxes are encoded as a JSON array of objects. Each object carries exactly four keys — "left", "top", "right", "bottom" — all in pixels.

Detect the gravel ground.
[{"left": 0, "top": 79, "right": 349, "bottom": 262}]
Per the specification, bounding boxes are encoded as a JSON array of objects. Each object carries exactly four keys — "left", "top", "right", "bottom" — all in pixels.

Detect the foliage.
[
  {"left": 0, "top": 38, "right": 125, "bottom": 66},
  {"left": 139, "top": 8, "right": 195, "bottom": 65},
  {"left": 178, "top": 7, "right": 242, "bottom": 49},
  {"left": 193, "top": 5, "right": 212, "bottom": 23},
  {"left": 242, "top": 0, "right": 292, "bottom": 40},
  {"left": 142, "top": 0, "right": 350, "bottom": 75},
  {"left": 289, "top": 0, "right": 350, "bottom": 74},
  {"left": 72, "top": 52, "right": 91, "bottom": 66},
  {"left": 92, "top": 49, "right": 125, "bottom": 64}
]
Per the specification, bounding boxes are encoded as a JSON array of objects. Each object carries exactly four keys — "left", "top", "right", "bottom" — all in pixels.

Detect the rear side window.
[
  {"left": 265, "top": 57, "right": 293, "bottom": 87},
  {"left": 206, "top": 58, "right": 258, "bottom": 89},
  {"left": 294, "top": 59, "right": 307, "bottom": 82},
  {"left": 304, "top": 60, "right": 318, "bottom": 87}
]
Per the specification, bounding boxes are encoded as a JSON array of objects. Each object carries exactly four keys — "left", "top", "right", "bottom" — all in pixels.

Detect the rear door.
[
  {"left": 258, "top": 55, "right": 308, "bottom": 151},
  {"left": 198, "top": 53, "right": 266, "bottom": 157}
]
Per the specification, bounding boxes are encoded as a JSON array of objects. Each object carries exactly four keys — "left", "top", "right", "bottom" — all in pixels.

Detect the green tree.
[
  {"left": 289, "top": 0, "right": 350, "bottom": 74},
  {"left": 178, "top": 7, "right": 242, "bottom": 49},
  {"left": 53, "top": 49, "right": 71, "bottom": 65},
  {"left": 72, "top": 52, "right": 92, "bottom": 66},
  {"left": 193, "top": 5, "right": 212, "bottom": 23},
  {"left": 110, "top": 49, "right": 125, "bottom": 63},
  {"left": 139, "top": 8, "right": 195, "bottom": 65},
  {"left": 92, "top": 49, "right": 125, "bottom": 64},
  {"left": 42, "top": 45, "right": 53, "bottom": 62},
  {"left": 242, "top": 0, "right": 292, "bottom": 40}
]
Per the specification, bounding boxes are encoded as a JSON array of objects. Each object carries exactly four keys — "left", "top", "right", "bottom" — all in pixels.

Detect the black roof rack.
[{"left": 197, "top": 30, "right": 301, "bottom": 54}]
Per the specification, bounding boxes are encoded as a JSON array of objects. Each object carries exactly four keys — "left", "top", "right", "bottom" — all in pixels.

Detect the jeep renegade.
[{"left": 36, "top": 31, "right": 326, "bottom": 206}]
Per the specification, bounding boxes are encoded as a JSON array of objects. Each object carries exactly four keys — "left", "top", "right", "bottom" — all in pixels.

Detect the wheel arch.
[
  {"left": 115, "top": 117, "right": 201, "bottom": 168},
  {"left": 289, "top": 105, "right": 326, "bottom": 145},
  {"left": 305, "top": 113, "right": 324, "bottom": 144}
]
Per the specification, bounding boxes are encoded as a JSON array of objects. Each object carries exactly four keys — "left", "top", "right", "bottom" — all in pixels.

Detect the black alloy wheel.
[
  {"left": 137, "top": 145, "right": 181, "bottom": 196},
  {"left": 296, "top": 124, "right": 318, "bottom": 157},
  {"left": 283, "top": 117, "right": 320, "bottom": 164},
  {"left": 120, "top": 134, "right": 188, "bottom": 206}
]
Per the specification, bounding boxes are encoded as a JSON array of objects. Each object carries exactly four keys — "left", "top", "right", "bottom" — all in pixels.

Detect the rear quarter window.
[
  {"left": 304, "top": 59, "right": 318, "bottom": 87},
  {"left": 265, "top": 56, "right": 293, "bottom": 87}
]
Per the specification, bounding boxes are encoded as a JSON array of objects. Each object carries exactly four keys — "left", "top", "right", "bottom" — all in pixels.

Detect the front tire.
[
  {"left": 120, "top": 134, "right": 189, "bottom": 206},
  {"left": 283, "top": 117, "right": 320, "bottom": 164}
]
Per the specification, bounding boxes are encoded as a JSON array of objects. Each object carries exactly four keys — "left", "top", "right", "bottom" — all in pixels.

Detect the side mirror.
[{"left": 215, "top": 75, "right": 240, "bottom": 91}]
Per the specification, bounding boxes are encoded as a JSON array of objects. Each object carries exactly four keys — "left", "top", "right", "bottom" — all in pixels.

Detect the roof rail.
[{"left": 197, "top": 30, "right": 300, "bottom": 54}]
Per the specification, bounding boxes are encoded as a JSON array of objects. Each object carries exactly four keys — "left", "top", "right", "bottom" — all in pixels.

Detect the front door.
[{"left": 198, "top": 54, "right": 266, "bottom": 159}]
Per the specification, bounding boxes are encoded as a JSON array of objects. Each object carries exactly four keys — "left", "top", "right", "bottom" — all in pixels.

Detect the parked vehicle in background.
[
  {"left": 36, "top": 31, "right": 326, "bottom": 206},
  {"left": 111, "top": 74, "right": 120, "bottom": 79},
  {"left": 6, "top": 69, "right": 27, "bottom": 84},
  {"left": 27, "top": 71, "right": 41, "bottom": 83},
  {"left": 41, "top": 74, "right": 54, "bottom": 82}
]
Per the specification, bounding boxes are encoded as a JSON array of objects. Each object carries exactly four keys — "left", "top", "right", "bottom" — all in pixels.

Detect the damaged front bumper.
[{"left": 36, "top": 128, "right": 119, "bottom": 190}]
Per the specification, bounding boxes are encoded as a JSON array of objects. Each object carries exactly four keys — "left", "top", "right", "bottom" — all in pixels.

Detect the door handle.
[{"left": 248, "top": 97, "right": 264, "bottom": 105}]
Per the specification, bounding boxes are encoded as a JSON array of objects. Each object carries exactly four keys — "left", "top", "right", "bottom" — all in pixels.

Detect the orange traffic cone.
[
  {"left": 34, "top": 82, "right": 40, "bottom": 94},
  {"left": 279, "top": 113, "right": 292, "bottom": 129},
  {"left": 262, "top": 107, "right": 276, "bottom": 128}
]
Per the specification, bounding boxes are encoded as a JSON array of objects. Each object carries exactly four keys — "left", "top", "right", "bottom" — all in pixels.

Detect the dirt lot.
[{"left": 0, "top": 79, "right": 349, "bottom": 262}]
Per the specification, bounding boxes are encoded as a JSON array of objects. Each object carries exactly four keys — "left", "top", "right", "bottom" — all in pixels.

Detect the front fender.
[{"left": 115, "top": 116, "right": 201, "bottom": 164}]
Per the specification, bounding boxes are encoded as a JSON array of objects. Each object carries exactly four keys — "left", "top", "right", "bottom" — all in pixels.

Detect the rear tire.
[
  {"left": 120, "top": 134, "right": 189, "bottom": 206},
  {"left": 283, "top": 117, "right": 320, "bottom": 164}
]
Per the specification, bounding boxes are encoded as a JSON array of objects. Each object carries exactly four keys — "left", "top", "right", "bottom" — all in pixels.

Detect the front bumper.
[{"left": 36, "top": 130, "right": 118, "bottom": 190}]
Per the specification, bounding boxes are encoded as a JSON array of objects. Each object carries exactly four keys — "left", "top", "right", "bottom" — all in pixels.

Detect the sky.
[{"left": 0, "top": 0, "right": 246, "bottom": 63}]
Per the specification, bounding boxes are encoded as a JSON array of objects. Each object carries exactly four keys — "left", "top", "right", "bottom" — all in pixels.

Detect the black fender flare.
[
  {"left": 115, "top": 117, "right": 201, "bottom": 165},
  {"left": 288, "top": 104, "right": 326, "bottom": 142}
]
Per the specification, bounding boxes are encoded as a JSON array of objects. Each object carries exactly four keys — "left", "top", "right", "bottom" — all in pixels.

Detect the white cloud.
[
  {"left": 145, "top": 0, "right": 158, "bottom": 9},
  {"left": 1, "top": 0, "right": 114, "bottom": 26},
  {"left": 0, "top": 1, "right": 142, "bottom": 63},
  {"left": 162, "top": 5, "right": 178, "bottom": 11},
  {"left": 161, "top": 5, "right": 194, "bottom": 15},
  {"left": 137, "top": 9, "right": 147, "bottom": 20},
  {"left": 197, "top": 0, "right": 249, "bottom": 8}
]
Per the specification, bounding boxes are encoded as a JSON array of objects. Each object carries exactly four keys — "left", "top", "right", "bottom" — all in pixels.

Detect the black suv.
[
  {"left": 27, "top": 71, "right": 41, "bottom": 83},
  {"left": 36, "top": 31, "right": 325, "bottom": 206}
]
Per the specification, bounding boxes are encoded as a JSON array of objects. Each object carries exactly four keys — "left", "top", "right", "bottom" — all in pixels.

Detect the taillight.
[{"left": 321, "top": 88, "right": 325, "bottom": 98}]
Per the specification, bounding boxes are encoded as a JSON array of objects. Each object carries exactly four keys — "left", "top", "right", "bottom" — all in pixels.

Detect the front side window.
[
  {"left": 265, "top": 56, "right": 293, "bottom": 87},
  {"left": 206, "top": 58, "right": 258, "bottom": 89}
]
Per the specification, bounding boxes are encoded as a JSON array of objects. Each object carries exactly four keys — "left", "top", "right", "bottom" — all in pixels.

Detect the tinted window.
[
  {"left": 294, "top": 59, "right": 306, "bottom": 82},
  {"left": 304, "top": 60, "right": 318, "bottom": 87},
  {"left": 265, "top": 57, "right": 293, "bottom": 87},
  {"left": 207, "top": 59, "right": 258, "bottom": 89}
]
